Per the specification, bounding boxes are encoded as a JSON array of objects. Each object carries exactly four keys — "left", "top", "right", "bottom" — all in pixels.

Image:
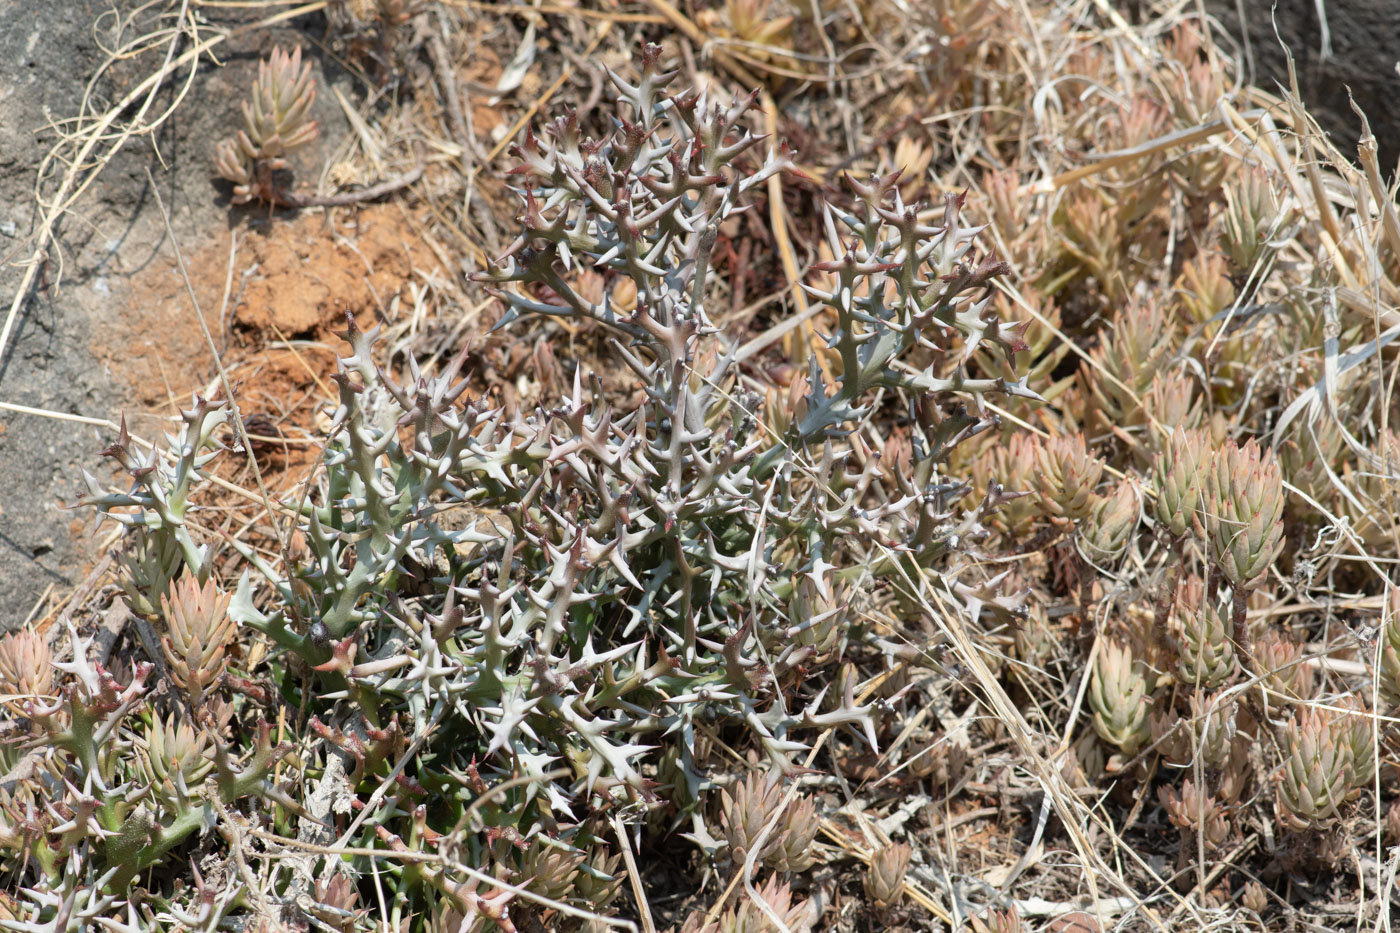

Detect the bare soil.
[{"left": 0, "top": 2, "right": 364, "bottom": 624}]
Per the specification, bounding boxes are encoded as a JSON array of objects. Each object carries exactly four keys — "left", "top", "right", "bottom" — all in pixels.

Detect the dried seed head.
[
  {"left": 1033, "top": 434, "right": 1105, "bottom": 524},
  {"left": 1079, "top": 482, "right": 1138, "bottom": 563},
  {"left": 863, "top": 842, "right": 913, "bottom": 910},
  {"left": 0, "top": 629, "right": 52, "bottom": 710},
  {"left": 160, "top": 572, "right": 235, "bottom": 707},
  {"left": 1172, "top": 577, "right": 1237, "bottom": 689},
  {"left": 1089, "top": 639, "right": 1153, "bottom": 756},
  {"left": 1197, "top": 438, "right": 1285, "bottom": 592},
  {"left": 1152, "top": 427, "right": 1209, "bottom": 540},
  {"left": 1276, "top": 707, "right": 1355, "bottom": 831}
]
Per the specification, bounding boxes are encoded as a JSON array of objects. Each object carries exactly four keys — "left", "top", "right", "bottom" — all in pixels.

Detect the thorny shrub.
[
  {"left": 34, "top": 43, "right": 1032, "bottom": 931},
  {"left": 14, "top": 6, "right": 1400, "bottom": 928}
]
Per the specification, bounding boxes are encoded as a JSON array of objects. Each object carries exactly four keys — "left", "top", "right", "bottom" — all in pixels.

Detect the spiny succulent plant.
[
  {"left": 81, "top": 400, "right": 230, "bottom": 586},
  {"left": 78, "top": 43, "right": 1032, "bottom": 929},
  {"left": 1089, "top": 639, "right": 1153, "bottom": 757},
  {"left": 863, "top": 841, "right": 913, "bottom": 911},
  {"left": 1276, "top": 707, "right": 1356, "bottom": 831},
  {"left": 214, "top": 46, "right": 320, "bottom": 204},
  {"left": 3, "top": 621, "right": 296, "bottom": 902}
]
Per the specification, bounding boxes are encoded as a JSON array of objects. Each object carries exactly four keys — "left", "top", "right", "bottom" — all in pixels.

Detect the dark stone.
[{"left": 1206, "top": 0, "right": 1400, "bottom": 171}]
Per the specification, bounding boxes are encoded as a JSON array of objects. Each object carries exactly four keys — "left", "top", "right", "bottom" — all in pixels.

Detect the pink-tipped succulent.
[
  {"left": 1276, "top": 707, "right": 1356, "bottom": 831},
  {"left": 863, "top": 842, "right": 913, "bottom": 911},
  {"left": 1172, "top": 577, "right": 1237, "bottom": 689},
  {"left": 1198, "top": 438, "right": 1286, "bottom": 592},
  {"left": 160, "top": 572, "right": 235, "bottom": 707},
  {"left": 1079, "top": 482, "right": 1139, "bottom": 563},
  {"left": 1152, "top": 427, "right": 1209, "bottom": 541},
  {"left": 1158, "top": 777, "right": 1230, "bottom": 851},
  {"left": 1089, "top": 639, "right": 1153, "bottom": 757},
  {"left": 1033, "top": 434, "right": 1105, "bottom": 524},
  {"left": 214, "top": 46, "right": 319, "bottom": 204},
  {"left": 717, "top": 771, "right": 817, "bottom": 872},
  {"left": 0, "top": 628, "right": 52, "bottom": 711}
]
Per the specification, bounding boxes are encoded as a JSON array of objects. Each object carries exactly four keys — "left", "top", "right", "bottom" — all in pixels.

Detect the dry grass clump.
[{"left": 7, "top": 0, "right": 1400, "bottom": 930}]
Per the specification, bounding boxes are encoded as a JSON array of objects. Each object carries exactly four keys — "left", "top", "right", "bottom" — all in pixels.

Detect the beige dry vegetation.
[{"left": 4, "top": 0, "right": 1400, "bottom": 931}]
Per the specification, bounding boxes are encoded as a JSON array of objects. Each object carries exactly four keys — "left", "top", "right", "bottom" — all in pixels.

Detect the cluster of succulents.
[
  {"left": 18, "top": 0, "right": 1400, "bottom": 924},
  {"left": 45, "top": 42, "right": 1037, "bottom": 930}
]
